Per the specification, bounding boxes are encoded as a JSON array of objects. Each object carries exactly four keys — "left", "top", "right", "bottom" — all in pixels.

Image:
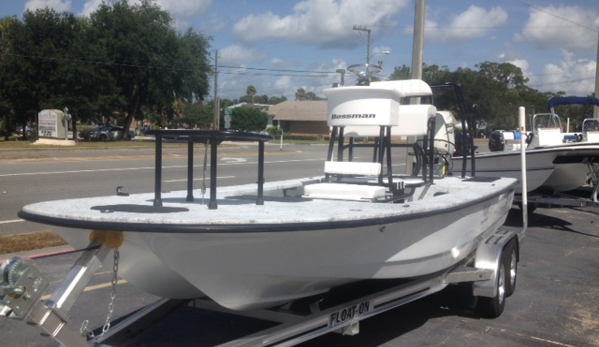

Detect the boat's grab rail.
[{"left": 146, "top": 130, "right": 273, "bottom": 210}]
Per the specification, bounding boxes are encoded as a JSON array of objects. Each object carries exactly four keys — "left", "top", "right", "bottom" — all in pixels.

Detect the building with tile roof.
[{"left": 268, "top": 101, "right": 329, "bottom": 135}]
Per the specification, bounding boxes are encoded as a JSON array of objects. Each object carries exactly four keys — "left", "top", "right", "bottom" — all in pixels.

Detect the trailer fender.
[{"left": 472, "top": 230, "right": 519, "bottom": 298}]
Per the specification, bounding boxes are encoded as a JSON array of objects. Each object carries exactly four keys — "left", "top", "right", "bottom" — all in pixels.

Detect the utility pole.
[
  {"left": 353, "top": 24, "right": 371, "bottom": 66},
  {"left": 406, "top": 0, "right": 426, "bottom": 175},
  {"left": 335, "top": 69, "right": 345, "bottom": 86},
  {"left": 213, "top": 50, "right": 219, "bottom": 130},
  {"left": 411, "top": 0, "right": 425, "bottom": 80},
  {"left": 594, "top": 27, "right": 599, "bottom": 118}
]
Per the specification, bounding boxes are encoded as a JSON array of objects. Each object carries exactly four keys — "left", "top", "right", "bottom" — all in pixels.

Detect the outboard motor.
[
  {"left": 433, "top": 111, "right": 456, "bottom": 156},
  {"left": 488, "top": 130, "right": 505, "bottom": 152},
  {"left": 454, "top": 130, "right": 473, "bottom": 157}
]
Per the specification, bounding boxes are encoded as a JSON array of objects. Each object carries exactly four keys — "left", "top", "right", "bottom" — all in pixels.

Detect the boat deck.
[{"left": 19, "top": 175, "right": 516, "bottom": 233}]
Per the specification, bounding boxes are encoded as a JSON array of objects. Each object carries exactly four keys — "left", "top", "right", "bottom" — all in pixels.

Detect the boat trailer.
[
  {"left": 1, "top": 226, "right": 523, "bottom": 347},
  {"left": 516, "top": 190, "right": 599, "bottom": 210}
]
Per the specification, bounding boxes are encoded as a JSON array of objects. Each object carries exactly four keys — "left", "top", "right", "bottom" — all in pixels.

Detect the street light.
[
  {"left": 353, "top": 25, "right": 390, "bottom": 83},
  {"left": 369, "top": 50, "right": 390, "bottom": 68}
]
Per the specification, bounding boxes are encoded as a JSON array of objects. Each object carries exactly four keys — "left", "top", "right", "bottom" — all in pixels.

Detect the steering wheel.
[{"left": 347, "top": 64, "right": 383, "bottom": 85}]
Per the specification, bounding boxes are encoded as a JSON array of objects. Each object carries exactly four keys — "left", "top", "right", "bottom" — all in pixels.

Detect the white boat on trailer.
[
  {"left": 1, "top": 66, "right": 525, "bottom": 346},
  {"left": 450, "top": 95, "right": 599, "bottom": 206}
]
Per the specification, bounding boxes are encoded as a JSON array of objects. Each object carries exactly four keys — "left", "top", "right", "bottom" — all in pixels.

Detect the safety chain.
[{"left": 80, "top": 248, "right": 120, "bottom": 341}]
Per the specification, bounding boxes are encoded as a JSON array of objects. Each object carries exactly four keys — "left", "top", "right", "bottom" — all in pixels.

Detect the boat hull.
[
  {"left": 145, "top": 190, "right": 513, "bottom": 310},
  {"left": 541, "top": 144, "right": 599, "bottom": 192},
  {"left": 452, "top": 150, "right": 556, "bottom": 193},
  {"left": 23, "top": 176, "right": 516, "bottom": 310},
  {"left": 542, "top": 163, "right": 589, "bottom": 192}
]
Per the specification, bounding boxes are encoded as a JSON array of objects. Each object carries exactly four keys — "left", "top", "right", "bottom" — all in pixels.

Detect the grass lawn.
[{"left": 0, "top": 232, "right": 67, "bottom": 255}]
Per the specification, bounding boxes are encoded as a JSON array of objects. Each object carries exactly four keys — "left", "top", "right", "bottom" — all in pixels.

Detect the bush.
[
  {"left": 230, "top": 107, "right": 268, "bottom": 132},
  {"left": 280, "top": 134, "right": 320, "bottom": 141},
  {"left": 266, "top": 126, "right": 282, "bottom": 137},
  {"left": 78, "top": 125, "right": 95, "bottom": 132}
]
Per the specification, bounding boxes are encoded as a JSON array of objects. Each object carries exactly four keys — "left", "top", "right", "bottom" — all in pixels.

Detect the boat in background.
[
  {"left": 548, "top": 96, "right": 599, "bottom": 143},
  {"left": 449, "top": 94, "right": 599, "bottom": 200},
  {"left": 524, "top": 111, "right": 599, "bottom": 193}
]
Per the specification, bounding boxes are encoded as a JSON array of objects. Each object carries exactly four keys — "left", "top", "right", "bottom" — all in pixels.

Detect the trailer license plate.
[{"left": 329, "top": 301, "right": 371, "bottom": 327}]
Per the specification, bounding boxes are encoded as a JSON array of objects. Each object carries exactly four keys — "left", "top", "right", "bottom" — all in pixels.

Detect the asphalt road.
[{"left": 1, "top": 142, "right": 598, "bottom": 347}]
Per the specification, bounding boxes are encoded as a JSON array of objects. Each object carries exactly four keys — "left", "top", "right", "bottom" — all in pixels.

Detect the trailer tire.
[
  {"left": 476, "top": 255, "right": 507, "bottom": 318},
  {"left": 504, "top": 239, "right": 518, "bottom": 297}
]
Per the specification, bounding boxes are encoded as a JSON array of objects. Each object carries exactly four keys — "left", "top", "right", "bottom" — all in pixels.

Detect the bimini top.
[{"left": 548, "top": 96, "right": 599, "bottom": 112}]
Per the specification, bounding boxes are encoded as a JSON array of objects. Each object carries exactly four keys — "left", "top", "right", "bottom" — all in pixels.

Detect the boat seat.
[
  {"left": 587, "top": 132, "right": 599, "bottom": 142},
  {"left": 532, "top": 128, "right": 563, "bottom": 147},
  {"left": 304, "top": 183, "right": 387, "bottom": 201},
  {"left": 324, "top": 161, "right": 381, "bottom": 176}
]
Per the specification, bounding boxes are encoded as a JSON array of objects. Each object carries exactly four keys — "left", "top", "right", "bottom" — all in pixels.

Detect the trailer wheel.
[
  {"left": 476, "top": 255, "right": 507, "bottom": 318},
  {"left": 504, "top": 239, "right": 518, "bottom": 297}
]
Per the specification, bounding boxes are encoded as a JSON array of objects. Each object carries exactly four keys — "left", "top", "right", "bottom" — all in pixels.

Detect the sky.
[{"left": 1, "top": 0, "right": 598, "bottom": 104}]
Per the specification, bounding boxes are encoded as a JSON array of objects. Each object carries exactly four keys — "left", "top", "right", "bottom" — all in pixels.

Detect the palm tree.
[
  {"left": 246, "top": 85, "right": 257, "bottom": 104},
  {"left": 295, "top": 88, "right": 307, "bottom": 101}
]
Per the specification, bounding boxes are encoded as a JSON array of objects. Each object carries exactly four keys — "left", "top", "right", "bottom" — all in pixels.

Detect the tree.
[
  {"left": 0, "top": 3, "right": 212, "bottom": 140},
  {"left": 475, "top": 62, "right": 529, "bottom": 89},
  {"left": 0, "top": 10, "right": 91, "bottom": 140},
  {"left": 183, "top": 101, "right": 213, "bottom": 129},
  {"left": 387, "top": 61, "right": 553, "bottom": 130},
  {"left": 389, "top": 64, "right": 411, "bottom": 80},
  {"left": 246, "top": 85, "right": 257, "bottom": 103},
  {"left": 268, "top": 95, "right": 287, "bottom": 104},
  {"left": 88, "top": 0, "right": 211, "bottom": 138},
  {"left": 0, "top": 16, "right": 17, "bottom": 139},
  {"left": 295, "top": 88, "right": 307, "bottom": 101},
  {"left": 230, "top": 106, "right": 268, "bottom": 132}
]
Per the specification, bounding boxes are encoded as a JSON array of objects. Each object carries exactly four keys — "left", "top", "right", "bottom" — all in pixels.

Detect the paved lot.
[{"left": 2, "top": 205, "right": 598, "bottom": 347}]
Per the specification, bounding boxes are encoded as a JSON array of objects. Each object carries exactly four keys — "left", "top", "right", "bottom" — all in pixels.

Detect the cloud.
[
  {"left": 25, "top": 0, "right": 71, "bottom": 13},
  {"left": 498, "top": 50, "right": 595, "bottom": 95},
  {"left": 157, "top": 0, "right": 211, "bottom": 20},
  {"left": 423, "top": 5, "right": 508, "bottom": 44},
  {"left": 538, "top": 50, "right": 596, "bottom": 95},
  {"left": 80, "top": 0, "right": 211, "bottom": 22},
  {"left": 518, "top": 5, "right": 599, "bottom": 52},
  {"left": 219, "top": 45, "right": 266, "bottom": 66},
  {"left": 231, "top": 0, "right": 409, "bottom": 48},
  {"left": 80, "top": 0, "right": 102, "bottom": 17}
]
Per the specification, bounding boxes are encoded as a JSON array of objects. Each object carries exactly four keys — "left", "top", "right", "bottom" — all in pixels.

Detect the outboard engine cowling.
[{"left": 488, "top": 130, "right": 505, "bottom": 152}]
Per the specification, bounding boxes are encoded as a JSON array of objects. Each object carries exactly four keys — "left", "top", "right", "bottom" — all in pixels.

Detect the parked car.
[
  {"left": 16, "top": 125, "right": 35, "bottom": 137},
  {"left": 78, "top": 125, "right": 135, "bottom": 141}
]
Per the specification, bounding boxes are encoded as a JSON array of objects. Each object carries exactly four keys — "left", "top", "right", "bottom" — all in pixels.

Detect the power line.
[
  {"left": 218, "top": 65, "right": 334, "bottom": 75},
  {"left": 512, "top": 0, "right": 598, "bottom": 32},
  {"left": 4, "top": 52, "right": 339, "bottom": 77}
]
